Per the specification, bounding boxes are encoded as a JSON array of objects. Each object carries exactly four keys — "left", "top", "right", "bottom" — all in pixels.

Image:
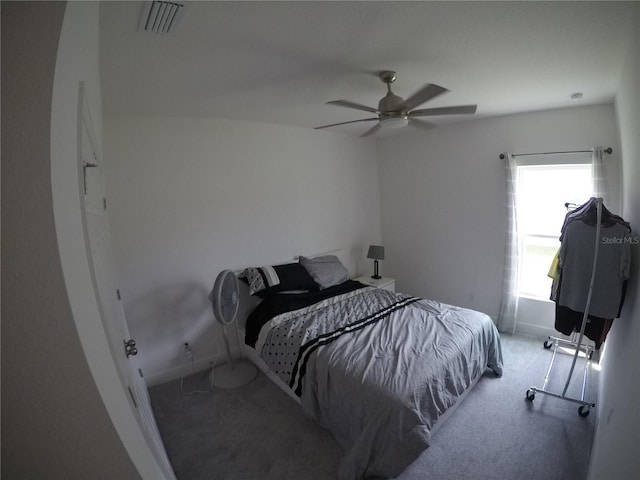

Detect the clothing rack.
[{"left": 525, "top": 198, "right": 604, "bottom": 417}]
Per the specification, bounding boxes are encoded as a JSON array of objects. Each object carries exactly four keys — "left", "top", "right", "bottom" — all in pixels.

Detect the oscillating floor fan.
[{"left": 209, "top": 270, "right": 258, "bottom": 388}]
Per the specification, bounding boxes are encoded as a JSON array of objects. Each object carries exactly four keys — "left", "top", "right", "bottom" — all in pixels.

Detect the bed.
[{"left": 237, "top": 255, "right": 503, "bottom": 480}]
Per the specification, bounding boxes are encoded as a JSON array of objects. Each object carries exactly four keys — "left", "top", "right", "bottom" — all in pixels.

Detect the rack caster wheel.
[
  {"left": 578, "top": 406, "right": 590, "bottom": 417},
  {"left": 526, "top": 389, "right": 536, "bottom": 402},
  {"left": 543, "top": 339, "right": 553, "bottom": 349}
]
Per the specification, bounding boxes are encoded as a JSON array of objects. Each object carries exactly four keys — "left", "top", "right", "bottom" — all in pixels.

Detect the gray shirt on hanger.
[{"left": 558, "top": 221, "right": 631, "bottom": 319}]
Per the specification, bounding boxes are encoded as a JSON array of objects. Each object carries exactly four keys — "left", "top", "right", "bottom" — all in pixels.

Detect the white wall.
[
  {"left": 377, "top": 104, "right": 621, "bottom": 338},
  {"left": 588, "top": 8, "right": 640, "bottom": 479},
  {"left": 103, "top": 118, "right": 380, "bottom": 385}
]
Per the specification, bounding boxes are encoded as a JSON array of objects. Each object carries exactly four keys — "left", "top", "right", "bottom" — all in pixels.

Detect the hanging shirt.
[
  {"left": 559, "top": 197, "right": 630, "bottom": 241},
  {"left": 558, "top": 221, "right": 631, "bottom": 319}
]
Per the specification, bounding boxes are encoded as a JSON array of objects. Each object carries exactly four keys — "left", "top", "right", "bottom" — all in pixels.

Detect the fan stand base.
[{"left": 210, "top": 360, "right": 258, "bottom": 389}]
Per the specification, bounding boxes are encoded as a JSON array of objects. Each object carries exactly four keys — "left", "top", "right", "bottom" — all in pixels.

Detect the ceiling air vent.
[{"left": 139, "top": 1, "right": 184, "bottom": 34}]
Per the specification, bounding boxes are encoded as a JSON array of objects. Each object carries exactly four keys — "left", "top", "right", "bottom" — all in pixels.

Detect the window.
[{"left": 516, "top": 163, "right": 592, "bottom": 299}]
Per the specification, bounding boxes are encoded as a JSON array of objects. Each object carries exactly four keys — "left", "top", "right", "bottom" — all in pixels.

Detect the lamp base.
[{"left": 371, "top": 259, "right": 382, "bottom": 280}]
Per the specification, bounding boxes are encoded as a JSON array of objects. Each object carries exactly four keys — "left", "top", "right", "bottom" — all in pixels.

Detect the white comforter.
[{"left": 255, "top": 287, "right": 503, "bottom": 480}]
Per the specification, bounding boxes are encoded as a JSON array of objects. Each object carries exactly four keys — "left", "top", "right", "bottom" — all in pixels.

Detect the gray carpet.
[{"left": 149, "top": 334, "right": 598, "bottom": 480}]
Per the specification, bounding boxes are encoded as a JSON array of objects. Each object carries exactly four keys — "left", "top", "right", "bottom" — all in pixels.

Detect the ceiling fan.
[{"left": 315, "top": 70, "right": 477, "bottom": 137}]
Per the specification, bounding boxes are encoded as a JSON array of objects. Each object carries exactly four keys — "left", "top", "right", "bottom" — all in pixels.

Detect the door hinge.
[
  {"left": 103, "top": 197, "right": 107, "bottom": 210},
  {"left": 82, "top": 161, "right": 98, "bottom": 194},
  {"left": 116, "top": 289, "right": 121, "bottom": 300}
]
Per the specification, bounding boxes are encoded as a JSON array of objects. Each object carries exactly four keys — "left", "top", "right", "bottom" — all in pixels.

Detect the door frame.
[{"left": 51, "top": 81, "right": 174, "bottom": 479}]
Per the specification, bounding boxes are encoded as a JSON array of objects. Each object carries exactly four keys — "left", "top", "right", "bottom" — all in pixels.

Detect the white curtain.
[
  {"left": 592, "top": 147, "right": 610, "bottom": 206},
  {"left": 497, "top": 153, "right": 519, "bottom": 333}
]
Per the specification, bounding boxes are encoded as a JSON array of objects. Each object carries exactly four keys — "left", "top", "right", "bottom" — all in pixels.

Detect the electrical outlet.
[{"left": 183, "top": 342, "right": 193, "bottom": 362}]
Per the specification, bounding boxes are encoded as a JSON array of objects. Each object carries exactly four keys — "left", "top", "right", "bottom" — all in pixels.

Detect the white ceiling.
[{"left": 100, "top": 1, "right": 639, "bottom": 136}]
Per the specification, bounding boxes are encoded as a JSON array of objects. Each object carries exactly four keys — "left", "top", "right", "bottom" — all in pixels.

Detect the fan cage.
[
  {"left": 212, "top": 270, "right": 239, "bottom": 325},
  {"left": 210, "top": 269, "right": 257, "bottom": 388}
]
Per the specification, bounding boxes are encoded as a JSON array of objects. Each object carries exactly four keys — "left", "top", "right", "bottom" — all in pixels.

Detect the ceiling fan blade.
[
  {"left": 410, "top": 105, "right": 477, "bottom": 117},
  {"left": 401, "top": 84, "right": 448, "bottom": 111},
  {"left": 408, "top": 117, "right": 436, "bottom": 130},
  {"left": 314, "top": 117, "right": 378, "bottom": 130},
  {"left": 326, "top": 100, "right": 379, "bottom": 114},
  {"left": 360, "top": 123, "right": 382, "bottom": 137}
]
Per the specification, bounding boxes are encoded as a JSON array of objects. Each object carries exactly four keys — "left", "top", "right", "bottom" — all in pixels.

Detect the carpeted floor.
[{"left": 149, "top": 334, "right": 598, "bottom": 480}]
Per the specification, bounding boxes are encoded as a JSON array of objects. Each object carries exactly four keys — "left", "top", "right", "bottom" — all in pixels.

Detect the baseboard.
[
  {"left": 514, "top": 322, "right": 560, "bottom": 341},
  {"left": 514, "top": 322, "right": 597, "bottom": 349},
  {"left": 145, "top": 354, "right": 218, "bottom": 387}
]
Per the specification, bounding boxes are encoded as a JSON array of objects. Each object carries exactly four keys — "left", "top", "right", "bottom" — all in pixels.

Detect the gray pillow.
[{"left": 299, "top": 255, "right": 350, "bottom": 289}]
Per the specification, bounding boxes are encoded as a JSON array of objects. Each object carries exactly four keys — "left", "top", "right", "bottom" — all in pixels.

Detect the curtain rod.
[{"left": 499, "top": 147, "right": 612, "bottom": 160}]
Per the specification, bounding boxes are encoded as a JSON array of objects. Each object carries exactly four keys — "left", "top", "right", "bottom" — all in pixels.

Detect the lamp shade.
[{"left": 367, "top": 245, "right": 385, "bottom": 260}]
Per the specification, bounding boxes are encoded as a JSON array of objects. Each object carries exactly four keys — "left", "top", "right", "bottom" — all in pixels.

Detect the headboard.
[{"left": 234, "top": 248, "right": 349, "bottom": 332}]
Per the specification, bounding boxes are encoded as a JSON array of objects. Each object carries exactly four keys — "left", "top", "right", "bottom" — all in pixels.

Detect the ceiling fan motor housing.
[{"left": 378, "top": 92, "right": 406, "bottom": 114}]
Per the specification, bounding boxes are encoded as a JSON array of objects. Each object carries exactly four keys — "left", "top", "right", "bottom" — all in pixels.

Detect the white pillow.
[{"left": 299, "top": 255, "right": 350, "bottom": 289}]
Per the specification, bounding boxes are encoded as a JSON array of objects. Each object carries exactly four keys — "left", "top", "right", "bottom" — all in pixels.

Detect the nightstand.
[{"left": 355, "top": 275, "right": 396, "bottom": 293}]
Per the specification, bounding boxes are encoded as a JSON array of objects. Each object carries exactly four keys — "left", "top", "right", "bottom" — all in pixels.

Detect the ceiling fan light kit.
[
  {"left": 316, "top": 70, "right": 477, "bottom": 136},
  {"left": 380, "top": 115, "right": 409, "bottom": 129}
]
